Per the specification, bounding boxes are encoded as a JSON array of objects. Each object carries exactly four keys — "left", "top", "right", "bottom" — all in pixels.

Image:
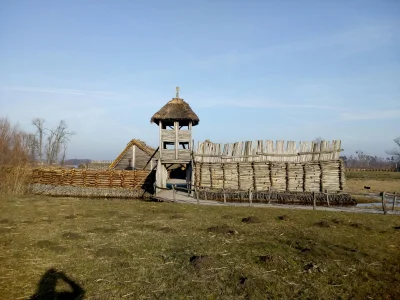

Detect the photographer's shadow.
[{"left": 29, "top": 268, "right": 85, "bottom": 300}]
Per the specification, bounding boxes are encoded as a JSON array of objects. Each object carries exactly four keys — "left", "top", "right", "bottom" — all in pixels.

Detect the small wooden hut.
[{"left": 108, "top": 139, "right": 158, "bottom": 171}]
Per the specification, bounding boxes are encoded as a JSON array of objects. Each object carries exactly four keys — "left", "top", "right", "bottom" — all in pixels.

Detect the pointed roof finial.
[{"left": 176, "top": 86, "right": 180, "bottom": 98}]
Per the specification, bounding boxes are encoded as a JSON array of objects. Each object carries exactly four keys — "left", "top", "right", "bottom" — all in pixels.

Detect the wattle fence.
[{"left": 31, "top": 168, "right": 155, "bottom": 190}]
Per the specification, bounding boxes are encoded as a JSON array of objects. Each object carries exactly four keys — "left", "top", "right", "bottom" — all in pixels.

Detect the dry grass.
[
  {"left": 345, "top": 171, "right": 400, "bottom": 195},
  {"left": 1, "top": 195, "right": 400, "bottom": 299},
  {"left": 345, "top": 178, "right": 400, "bottom": 195}
]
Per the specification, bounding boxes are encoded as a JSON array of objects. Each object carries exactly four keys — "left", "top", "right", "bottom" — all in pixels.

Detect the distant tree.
[
  {"left": 44, "top": 120, "right": 75, "bottom": 165},
  {"left": 32, "top": 118, "right": 45, "bottom": 163},
  {"left": 386, "top": 137, "right": 400, "bottom": 162},
  {"left": 313, "top": 137, "right": 324, "bottom": 144}
]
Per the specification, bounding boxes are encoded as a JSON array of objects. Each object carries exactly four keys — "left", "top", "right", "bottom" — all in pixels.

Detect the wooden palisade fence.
[{"left": 193, "top": 140, "right": 345, "bottom": 193}]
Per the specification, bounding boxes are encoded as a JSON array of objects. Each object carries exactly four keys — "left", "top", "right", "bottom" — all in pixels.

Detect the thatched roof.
[
  {"left": 150, "top": 97, "right": 199, "bottom": 126},
  {"left": 108, "top": 139, "right": 157, "bottom": 170}
]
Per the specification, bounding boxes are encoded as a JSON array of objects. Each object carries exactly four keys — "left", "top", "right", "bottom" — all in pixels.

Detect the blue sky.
[{"left": 0, "top": 0, "right": 399, "bottom": 160}]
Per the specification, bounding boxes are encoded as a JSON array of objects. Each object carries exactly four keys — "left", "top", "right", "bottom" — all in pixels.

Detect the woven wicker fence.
[
  {"left": 194, "top": 160, "right": 345, "bottom": 192},
  {"left": 31, "top": 168, "right": 155, "bottom": 190}
]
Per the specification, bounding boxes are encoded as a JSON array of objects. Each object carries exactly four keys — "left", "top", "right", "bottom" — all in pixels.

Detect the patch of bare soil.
[
  {"left": 315, "top": 220, "right": 330, "bottom": 228},
  {"left": 207, "top": 225, "right": 238, "bottom": 234},
  {"left": 36, "top": 240, "right": 67, "bottom": 253},
  {"left": 0, "top": 219, "right": 11, "bottom": 224},
  {"left": 258, "top": 254, "right": 284, "bottom": 264},
  {"left": 61, "top": 232, "right": 85, "bottom": 240},
  {"left": 189, "top": 255, "right": 212, "bottom": 269},
  {"left": 95, "top": 247, "right": 128, "bottom": 258},
  {"left": 238, "top": 276, "right": 247, "bottom": 285},
  {"left": 242, "top": 216, "right": 260, "bottom": 223}
]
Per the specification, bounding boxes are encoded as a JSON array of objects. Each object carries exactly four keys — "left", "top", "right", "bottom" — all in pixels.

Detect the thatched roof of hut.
[
  {"left": 108, "top": 139, "right": 157, "bottom": 170},
  {"left": 150, "top": 97, "right": 199, "bottom": 126}
]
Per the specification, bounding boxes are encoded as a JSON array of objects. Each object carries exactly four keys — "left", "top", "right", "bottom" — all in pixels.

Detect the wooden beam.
[
  {"left": 132, "top": 145, "right": 136, "bottom": 169},
  {"left": 193, "top": 149, "right": 344, "bottom": 158},
  {"left": 175, "top": 121, "right": 179, "bottom": 160},
  {"left": 142, "top": 146, "right": 159, "bottom": 170},
  {"left": 159, "top": 120, "right": 163, "bottom": 160}
]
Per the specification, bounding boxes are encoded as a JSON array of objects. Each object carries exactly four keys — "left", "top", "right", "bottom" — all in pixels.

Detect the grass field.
[
  {"left": 345, "top": 171, "right": 400, "bottom": 195},
  {"left": 1, "top": 195, "right": 400, "bottom": 299}
]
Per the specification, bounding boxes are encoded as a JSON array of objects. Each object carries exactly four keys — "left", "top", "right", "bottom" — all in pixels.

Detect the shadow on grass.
[{"left": 29, "top": 268, "right": 85, "bottom": 299}]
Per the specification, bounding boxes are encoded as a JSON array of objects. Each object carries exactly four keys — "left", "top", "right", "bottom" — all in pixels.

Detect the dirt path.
[{"left": 155, "top": 189, "right": 400, "bottom": 215}]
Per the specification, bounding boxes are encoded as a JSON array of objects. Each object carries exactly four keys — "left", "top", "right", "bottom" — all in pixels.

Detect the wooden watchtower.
[{"left": 151, "top": 87, "right": 199, "bottom": 191}]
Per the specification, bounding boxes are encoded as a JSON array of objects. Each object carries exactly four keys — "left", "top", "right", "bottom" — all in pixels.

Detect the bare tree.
[
  {"left": 44, "top": 120, "right": 75, "bottom": 165},
  {"left": 314, "top": 137, "right": 324, "bottom": 144},
  {"left": 386, "top": 137, "right": 400, "bottom": 162},
  {"left": 32, "top": 118, "right": 45, "bottom": 163}
]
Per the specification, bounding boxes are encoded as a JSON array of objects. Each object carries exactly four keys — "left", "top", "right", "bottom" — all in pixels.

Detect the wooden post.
[
  {"left": 392, "top": 192, "right": 397, "bottom": 211},
  {"left": 249, "top": 188, "right": 253, "bottom": 206},
  {"left": 195, "top": 187, "right": 199, "bottom": 205},
  {"left": 175, "top": 121, "right": 179, "bottom": 160},
  {"left": 268, "top": 186, "right": 271, "bottom": 204},
  {"left": 223, "top": 189, "right": 226, "bottom": 204},
  {"left": 326, "top": 189, "right": 330, "bottom": 207},
  {"left": 172, "top": 184, "right": 176, "bottom": 203},
  {"left": 313, "top": 192, "right": 316, "bottom": 210},
  {"left": 132, "top": 145, "right": 136, "bottom": 169},
  {"left": 159, "top": 121, "right": 163, "bottom": 160},
  {"left": 382, "top": 192, "right": 387, "bottom": 215}
]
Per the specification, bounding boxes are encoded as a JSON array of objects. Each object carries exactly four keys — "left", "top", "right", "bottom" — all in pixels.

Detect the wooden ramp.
[{"left": 154, "top": 189, "right": 222, "bottom": 206}]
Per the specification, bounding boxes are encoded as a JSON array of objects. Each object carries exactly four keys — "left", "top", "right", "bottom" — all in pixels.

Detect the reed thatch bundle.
[{"left": 150, "top": 97, "right": 199, "bottom": 126}]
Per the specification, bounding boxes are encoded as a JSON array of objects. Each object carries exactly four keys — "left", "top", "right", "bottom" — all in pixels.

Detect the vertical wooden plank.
[
  {"left": 288, "top": 141, "right": 296, "bottom": 163},
  {"left": 175, "top": 121, "right": 179, "bottom": 160},
  {"left": 132, "top": 145, "right": 136, "bottom": 169},
  {"left": 245, "top": 141, "right": 251, "bottom": 162},
  {"left": 382, "top": 192, "right": 387, "bottom": 215},
  {"left": 313, "top": 192, "right": 316, "bottom": 210},
  {"left": 257, "top": 140, "right": 263, "bottom": 162},
  {"left": 217, "top": 143, "right": 222, "bottom": 163},
  {"left": 266, "top": 140, "right": 273, "bottom": 162},
  {"left": 319, "top": 140, "right": 326, "bottom": 161},
  {"left": 276, "top": 140, "right": 284, "bottom": 162},
  {"left": 159, "top": 120, "right": 163, "bottom": 160}
]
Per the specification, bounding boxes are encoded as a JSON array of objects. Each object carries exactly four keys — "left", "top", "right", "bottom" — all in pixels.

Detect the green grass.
[{"left": 1, "top": 195, "right": 400, "bottom": 299}]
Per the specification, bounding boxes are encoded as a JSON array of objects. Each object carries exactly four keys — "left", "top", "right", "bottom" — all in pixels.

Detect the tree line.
[
  {"left": 313, "top": 137, "right": 400, "bottom": 169},
  {"left": 0, "top": 117, "right": 74, "bottom": 166}
]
